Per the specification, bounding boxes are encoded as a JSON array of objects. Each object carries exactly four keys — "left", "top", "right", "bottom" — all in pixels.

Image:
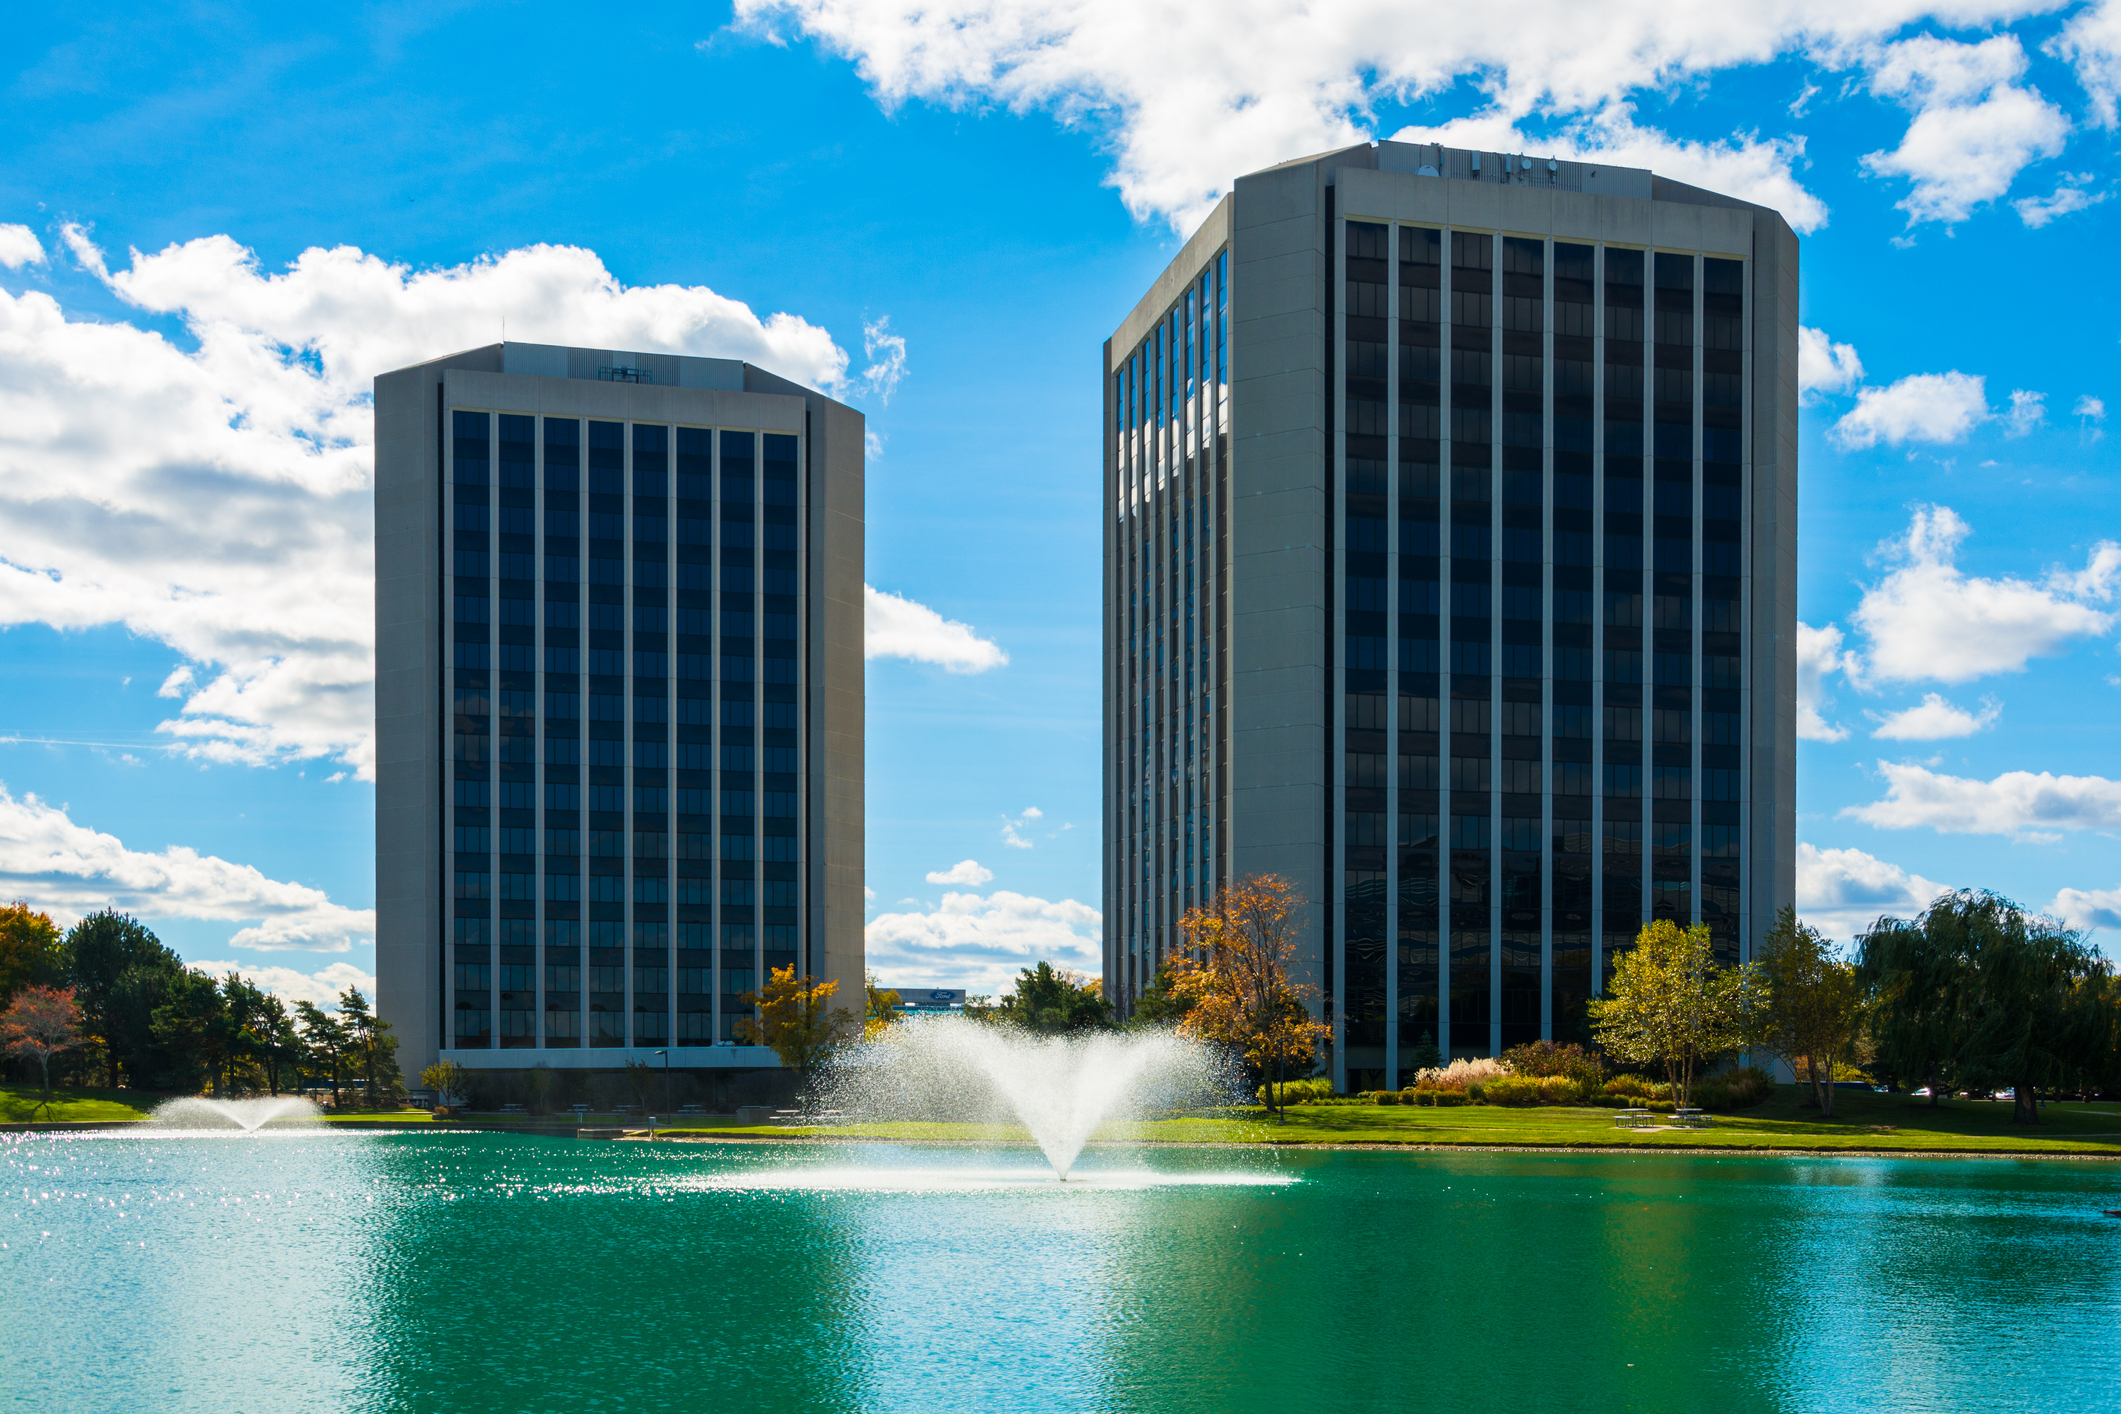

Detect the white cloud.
[
  {"left": 864, "top": 888, "right": 1101, "bottom": 995},
  {"left": 1798, "top": 325, "right": 1864, "bottom": 399},
  {"left": 1796, "top": 841, "right": 1951, "bottom": 940},
  {"left": 1797, "top": 620, "right": 1856, "bottom": 741},
  {"left": 723, "top": 0, "right": 2069, "bottom": 233},
  {"left": 2051, "top": 884, "right": 2121, "bottom": 933},
  {"left": 925, "top": 858, "right": 995, "bottom": 886},
  {"left": 1831, "top": 370, "right": 1990, "bottom": 448},
  {"left": 189, "top": 960, "right": 377, "bottom": 1010},
  {"left": 2078, "top": 395, "right": 2109, "bottom": 421},
  {"left": 2050, "top": 0, "right": 2121, "bottom": 128},
  {"left": 0, "top": 226, "right": 897, "bottom": 778},
  {"left": 1390, "top": 108, "right": 1828, "bottom": 232},
  {"left": 859, "top": 316, "right": 908, "bottom": 402},
  {"left": 0, "top": 224, "right": 45, "bottom": 269},
  {"left": 1000, "top": 806, "right": 1042, "bottom": 849},
  {"left": 865, "top": 584, "right": 1008, "bottom": 672},
  {"left": 2013, "top": 174, "right": 2109, "bottom": 225},
  {"left": 1869, "top": 692, "right": 2001, "bottom": 739},
  {"left": 1859, "top": 35, "right": 2070, "bottom": 227},
  {"left": 0, "top": 784, "right": 373, "bottom": 950},
  {"left": 2000, "top": 388, "right": 2046, "bottom": 436},
  {"left": 1841, "top": 761, "right": 2121, "bottom": 835},
  {"left": 1849, "top": 505, "right": 2118, "bottom": 684}
]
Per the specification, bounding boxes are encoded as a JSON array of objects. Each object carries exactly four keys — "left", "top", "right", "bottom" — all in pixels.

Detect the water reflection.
[{"left": 6, "top": 1135, "right": 2120, "bottom": 1414}]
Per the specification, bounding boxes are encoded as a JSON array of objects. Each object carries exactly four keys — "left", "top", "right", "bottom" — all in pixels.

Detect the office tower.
[
  {"left": 375, "top": 344, "right": 863, "bottom": 1079},
  {"left": 1102, "top": 145, "right": 1798, "bottom": 1089}
]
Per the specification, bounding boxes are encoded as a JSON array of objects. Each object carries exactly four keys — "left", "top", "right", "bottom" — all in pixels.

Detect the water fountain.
[
  {"left": 831, "top": 1020, "right": 1219, "bottom": 1180},
  {"left": 143, "top": 1095, "right": 326, "bottom": 1132}
]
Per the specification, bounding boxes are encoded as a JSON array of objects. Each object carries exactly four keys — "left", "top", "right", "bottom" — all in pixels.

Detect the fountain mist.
[
  {"left": 829, "top": 1021, "right": 1218, "bottom": 1179},
  {"left": 144, "top": 1096, "right": 326, "bottom": 1133}
]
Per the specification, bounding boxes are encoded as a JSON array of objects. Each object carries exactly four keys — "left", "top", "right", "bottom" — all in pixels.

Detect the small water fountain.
[
  {"left": 833, "top": 1021, "right": 1218, "bottom": 1180},
  {"left": 143, "top": 1095, "right": 326, "bottom": 1133}
]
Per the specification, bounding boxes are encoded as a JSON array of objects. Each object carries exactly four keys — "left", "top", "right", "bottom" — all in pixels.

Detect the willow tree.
[
  {"left": 1589, "top": 920, "right": 1761, "bottom": 1108},
  {"left": 1169, "top": 874, "right": 1328, "bottom": 1117}
]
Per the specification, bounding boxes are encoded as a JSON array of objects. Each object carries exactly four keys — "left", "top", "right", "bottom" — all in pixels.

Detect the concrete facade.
[
  {"left": 1103, "top": 145, "right": 1799, "bottom": 1090},
  {"left": 375, "top": 344, "right": 862, "bottom": 1077}
]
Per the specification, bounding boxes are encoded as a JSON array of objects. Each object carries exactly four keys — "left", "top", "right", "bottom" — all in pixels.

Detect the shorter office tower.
[
  {"left": 375, "top": 343, "right": 864, "bottom": 1082},
  {"left": 1102, "top": 146, "right": 1799, "bottom": 1090}
]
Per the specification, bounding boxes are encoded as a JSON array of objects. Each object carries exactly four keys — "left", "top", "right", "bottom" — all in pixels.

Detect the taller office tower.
[
  {"left": 1103, "top": 146, "right": 1798, "bottom": 1090},
  {"left": 376, "top": 344, "right": 864, "bottom": 1080}
]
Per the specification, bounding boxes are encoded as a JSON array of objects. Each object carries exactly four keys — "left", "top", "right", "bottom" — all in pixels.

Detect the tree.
[
  {"left": 151, "top": 969, "right": 233, "bottom": 1096},
  {"left": 1948, "top": 892, "right": 2104, "bottom": 1125},
  {"left": 421, "top": 1059, "right": 468, "bottom": 1110},
  {"left": 865, "top": 974, "right": 903, "bottom": 1042},
  {"left": 1589, "top": 920, "right": 1761, "bottom": 1108},
  {"left": 0, "top": 902, "right": 63, "bottom": 1011},
  {"left": 1754, "top": 907, "right": 1864, "bottom": 1116},
  {"left": 738, "top": 966, "right": 859, "bottom": 1086},
  {"left": 1168, "top": 874, "right": 1329, "bottom": 1118},
  {"left": 1859, "top": 900, "right": 1973, "bottom": 1105},
  {"left": 252, "top": 994, "right": 304, "bottom": 1097},
  {"left": 295, "top": 1001, "right": 349, "bottom": 1108},
  {"left": 62, "top": 910, "right": 186, "bottom": 1088},
  {"left": 989, "top": 962, "right": 1113, "bottom": 1035},
  {"left": 337, "top": 988, "right": 404, "bottom": 1109},
  {"left": 1, "top": 985, "right": 84, "bottom": 1112},
  {"left": 1129, "top": 965, "right": 1195, "bottom": 1026}
]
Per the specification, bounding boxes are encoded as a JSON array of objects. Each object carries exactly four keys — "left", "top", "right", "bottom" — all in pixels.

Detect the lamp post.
[{"left": 654, "top": 1048, "right": 669, "bottom": 1121}]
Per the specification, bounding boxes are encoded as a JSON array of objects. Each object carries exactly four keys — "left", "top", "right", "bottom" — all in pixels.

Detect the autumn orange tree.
[
  {"left": 1168, "top": 874, "right": 1328, "bottom": 1119},
  {"left": 739, "top": 967, "right": 861, "bottom": 1088}
]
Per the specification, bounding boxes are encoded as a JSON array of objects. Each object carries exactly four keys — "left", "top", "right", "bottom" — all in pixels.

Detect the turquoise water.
[{"left": 6, "top": 1131, "right": 2121, "bottom": 1413}]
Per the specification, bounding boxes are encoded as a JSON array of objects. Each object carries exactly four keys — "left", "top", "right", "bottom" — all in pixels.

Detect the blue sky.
[{"left": 0, "top": 1, "right": 2115, "bottom": 1002}]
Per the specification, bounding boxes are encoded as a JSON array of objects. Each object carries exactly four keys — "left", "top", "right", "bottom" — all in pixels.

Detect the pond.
[{"left": 5, "top": 1132, "right": 2119, "bottom": 1413}]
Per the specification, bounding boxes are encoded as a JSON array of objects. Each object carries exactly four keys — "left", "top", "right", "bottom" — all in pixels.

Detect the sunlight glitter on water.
[{"left": 674, "top": 1164, "right": 1300, "bottom": 1193}]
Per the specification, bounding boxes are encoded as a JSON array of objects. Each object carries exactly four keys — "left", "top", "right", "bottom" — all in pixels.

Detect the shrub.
[
  {"left": 1480, "top": 1075, "right": 1546, "bottom": 1107},
  {"left": 1694, "top": 1065, "right": 1775, "bottom": 1112},
  {"left": 1414, "top": 1057, "right": 1512, "bottom": 1091},
  {"left": 1590, "top": 1094, "right": 1632, "bottom": 1108},
  {"left": 1500, "top": 1040, "right": 1607, "bottom": 1089},
  {"left": 1374, "top": 1090, "right": 1403, "bottom": 1105},
  {"left": 1602, "top": 1074, "right": 1671, "bottom": 1101},
  {"left": 1256, "top": 1077, "right": 1335, "bottom": 1108},
  {"left": 1432, "top": 1090, "right": 1469, "bottom": 1107},
  {"left": 1646, "top": 1098, "right": 1676, "bottom": 1113}
]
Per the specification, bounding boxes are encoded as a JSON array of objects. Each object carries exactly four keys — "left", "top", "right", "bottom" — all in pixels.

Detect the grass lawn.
[
  {"left": 652, "top": 1087, "right": 2121, "bottom": 1156},
  {"left": 0, "top": 1083, "right": 159, "bottom": 1124}
]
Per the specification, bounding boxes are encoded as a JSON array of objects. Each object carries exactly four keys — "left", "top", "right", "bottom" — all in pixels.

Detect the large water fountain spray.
[
  {"left": 835, "top": 1022, "right": 1214, "bottom": 1180},
  {"left": 144, "top": 1095, "right": 326, "bottom": 1133}
]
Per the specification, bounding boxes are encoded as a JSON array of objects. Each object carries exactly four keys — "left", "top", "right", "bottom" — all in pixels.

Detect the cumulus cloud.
[
  {"left": 2000, "top": 388, "right": 2046, "bottom": 437},
  {"left": 1797, "top": 621, "right": 1857, "bottom": 741},
  {"left": 2051, "top": 884, "right": 2121, "bottom": 933},
  {"left": 1849, "top": 506, "right": 2118, "bottom": 684},
  {"left": 0, "top": 226, "right": 900, "bottom": 778},
  {"left": 864, "top": 888, "right": 1100, "bottom": 995},
  {"left": 0, "top": 224, "right": 45, "bottom": 269},
  {"left": 1798, "top": 326, "right": 1864, "bottom": 400},
  {"left": 722, "top": 0, "right": 2053, "bottom": 232},
  {"left": 2013, "top": 174, "right": 2110, "bottom": 226},
  {"left": 1841, "top": 761, "right": 2121, "bottom": 836},
  {"left": 1390, "top": 109, "right": 1827, "bottom": 232},
  {"left": 0, "top": 784, "right": 373, "bottom": 950},
  {"left": 864, "top": 584, "right": 1007, "bottom": 672},
  {"left": 1831, "top": 370, "right": 1990, "bottom": 448},
  {"left": 1869, "top": 692, "right": 2001, "bottom": 740},
  {"left": 1859, "top": 34, "right": 2070, "bottom": 227},
  {"left": 1000, "top": 806, "right": 1042, "bottom": 849},
  {"left": 925, "top": 858, "right": 995, "bottom": 886},
  {"left": 2050, "top": 0, "right": 2121, "bottom": 128},
  {"left": 189, "top": 960, "right": 377, "bottom": 1010},
  {"left": 1796, "top": 841, "right": 1951, "bottom": 940}
]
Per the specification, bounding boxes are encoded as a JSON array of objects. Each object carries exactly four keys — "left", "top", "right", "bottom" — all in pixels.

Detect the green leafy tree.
[
  {"left": 296, "top": 1001, "right": 349, "bottom": 1108},
  {"left": 1589, "top": 920, "right": 1762, "bottom": 1108},
  {"left": 62, "top": 910, "right": 186, "bottom": 1088},
  {"left": 1944, "top": 892, "right": 2104, "bottom": 1124},
  {"left": 990, "top": 962, "right": 1113, "bottom": 1035},
  {"left": 421, "top": 1059, "right": 469, "bottom": 1109},
  {"left": 251, "top": 994, "right": 303, "bottom": 1096},
  {"left": 337, "top": 988, "right": 404, "bottom": 1109},
  {"left": 1129, "top": 966, "right": 1195, "bottom": 1027},
  {"left": 1860, "top": 900, "right": 1976, "bottom": 1103},
  {"left": 152, "top": 969, "right": 234, "bottom": 1096},
  {"left": 1754, "top": 907, "right": 1865, "bottom": 1116}
]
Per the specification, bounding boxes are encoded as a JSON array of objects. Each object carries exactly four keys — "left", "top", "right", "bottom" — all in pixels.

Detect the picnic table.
[
  {"left": 1672, "top": 1107, "right": 1710, "bottom": 1129},
  {"left": 1613, "top": 1109, "right": 1654, "bottom": 1129}
]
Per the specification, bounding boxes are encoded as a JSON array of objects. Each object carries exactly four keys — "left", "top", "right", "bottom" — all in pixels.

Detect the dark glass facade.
[{"left": 446, "top": 412, "right": 805, "bottom": 1049}]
